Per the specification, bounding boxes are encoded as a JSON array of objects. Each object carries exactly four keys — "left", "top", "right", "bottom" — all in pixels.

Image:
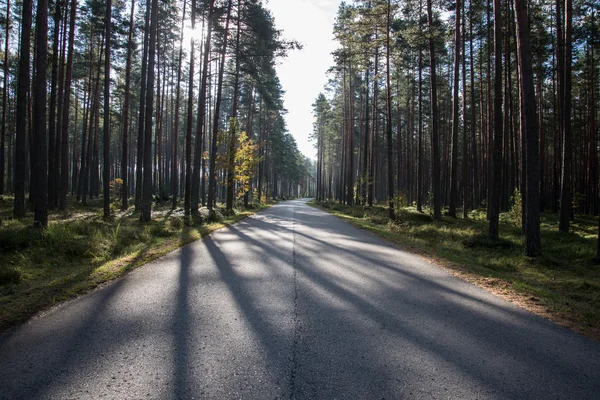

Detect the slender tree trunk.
[
  {"left": 33, "top": 0, "right": 48, "bottom": 227},
  {"left": 470, "top": 7, "right": 479, "bottom": 209},
  {"left": 226, "top": 0, "right": 242, "bottom": 212},
  {"left": 141, "top": 0, "right": 158, "bottom": 222},
  {"left": 136, "top": 0, "right": 150, "bottom": 211},
  {"left": 121, "top": 0, "right": 135, "bottom": 210},
  {"left": 171, "top": 0, "right": 186, "bottom": 210},
  {"left": 489, "top": 0, "right": 503, "bottom": 240},
  {"left": 386, "top": 0, "right": 394, "bottom": 220},
  {"left": 13, "top": 0, "right": 32, "bottom": 217},
  {"left": 427, "top": 0, "right": 441, "bottom": 221},
  {"left": 191, "top": 0, "right": 215, "bottom": 215},
  {"left": 54, "top": 9, "right": 67, "bottom": 208},
  {"left": 102, "top": 0, "right": 111, "bottom": 219},
  {"left": 362, "top": 64, "right": 369, "bottom": 205},
  {"left": 559, "top": 0, "right": 572, "bottom": 232},
  {"left": 514, "top": 0, "right": 541, "bottom": 256},
  {"left": 0, "top": 0, "right": 10, "bottom": 195},
  {"left": 449, "top": 0, "right": 461, "bottom": 218},
  {"left": 207, "top": 0, "right": 232, "bottom": 211},
  {"left": 417, "top": 49, "right": 423, "bottom": 212},
  {"left": 184, "top": 0, "right": 196, "bottom": 215},
  {"left": 59, "top": 0, "right": 76, "bottom": 210},
  {"left": 47, "top": 0, "right": 61, "bottom": 210}
]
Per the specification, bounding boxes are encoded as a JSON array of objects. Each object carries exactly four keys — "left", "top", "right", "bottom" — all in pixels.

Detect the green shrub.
[
  {"left": 508, "top": 188, "right": 523, "bottom": 228},
  {"left": 0, "top": 266, "right": 21, "bottom": 285},
  {"left": 149, "top": 223, "right": 173, "bottom": 238},
  {"left": 0, "top": 222, "right": 40, "bottom": 251},
  {"left": 168, "top": 217, "right": 184, "bottom": 230},
  {"left": 43, "top": 223, "right": 90, "bottom": 256}
]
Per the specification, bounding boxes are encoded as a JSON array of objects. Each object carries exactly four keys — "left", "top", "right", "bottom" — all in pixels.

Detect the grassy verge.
[
  {"left": 310, "top": 199, "right": 600, "bottom": 342},
  {"left": 0, "top": 196, "right": 272, "bottom": 334}
]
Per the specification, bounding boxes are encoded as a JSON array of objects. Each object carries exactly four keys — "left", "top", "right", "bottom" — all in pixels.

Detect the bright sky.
[{"left": 266, "top": 0, "right": 341, "bottom": 159}]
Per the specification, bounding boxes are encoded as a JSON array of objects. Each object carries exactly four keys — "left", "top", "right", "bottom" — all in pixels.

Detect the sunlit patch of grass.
[
  {"left": 310, "top": 200, "right": 600, "bottom": 340},
  {"left": 0, "top": 195, "right": 272, "bottom": 333}
]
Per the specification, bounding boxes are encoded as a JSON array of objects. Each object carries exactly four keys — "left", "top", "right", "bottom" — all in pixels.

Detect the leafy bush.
[{"left": 508, "top": 188, "right": 522, "bottom": 228}]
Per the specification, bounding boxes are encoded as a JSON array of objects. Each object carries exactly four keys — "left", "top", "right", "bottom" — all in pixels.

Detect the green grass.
[
  {"left": 0, "top": 195, "right": 272, "bottom": 333},
  {"left": 311, "top": 199, "right": 600, "bottom": 342}
]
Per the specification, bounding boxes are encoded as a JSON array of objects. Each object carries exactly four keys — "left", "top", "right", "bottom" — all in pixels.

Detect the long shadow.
[
  {"left": 232, "top": 211, "right": 525, "bottom": 321},
  {"left": 0, "top": 273, "right": 136, "bottom": 399},
  {"left": 226, "top": 200, "right": 600, "bottom": 398},
  {"left": 291, "top": 202, "right": 600, "bottom": 398},
  {"left": 0, "top": 225, "right": 192, "bottom": 399},
  {"left": 202, "top": 231, "right": 293, "bottom": 398},
  {"left": 171, "top": 229, "right": 195, "bottom": 399}
]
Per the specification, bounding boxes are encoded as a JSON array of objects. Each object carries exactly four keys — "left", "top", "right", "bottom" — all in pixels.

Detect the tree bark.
[
  {"left": 59, "top": 0, "right": 76, "bottom": 210},
  {"left": 513, "top": 0, "right": 541, "bottom": 256},
  {"left": 0, "top": 0, "right": 10, "bottom": 195},
  {"left": 489, "top": 0, "right": 503, "bottom": 240},
  {"left": 191, "top": 0, "right": 216, "bottom": 215},
  {"left": 427, "top": 0, "right": 441, "bottom": 221},
  {"left": 141, "top": 0, "right": 158, "bottom": 222},
  {"left": 13, "top": 0, "right": 32, "bottom": 217},
  {"left": 207, "top": 0, "right": 232, "bottom": 211},
  {"left": 33, "top": 0, "right": 48, "bottom": 226},
  {"left": 449, "top": 0, "right": 461, "bottom": 218},
  {"left": 121, "top": 0, "right": 135, "bottom": 210},
  {"left": 386, "top": 0, "right": 394, "bottom": 220},
  {"left": 559, "top": 0, "right": 572, "bottom": 232}
]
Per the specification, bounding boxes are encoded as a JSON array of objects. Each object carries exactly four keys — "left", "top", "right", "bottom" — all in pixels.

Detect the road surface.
[{"left": 1, "top": 199, "right": 599, "bottom": 399}]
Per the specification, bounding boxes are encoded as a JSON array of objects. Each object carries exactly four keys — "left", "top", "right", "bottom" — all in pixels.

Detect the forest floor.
[
  {"left": 0, "top": 195, "right": 272, "bottom": 334},
  {"left": 311, "top": 200, "right": 600, "bottom": 343}
]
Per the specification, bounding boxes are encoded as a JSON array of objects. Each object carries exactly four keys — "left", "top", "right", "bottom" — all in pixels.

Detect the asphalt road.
[{"left": 1, "top": 199, "right": 599, "bottom": 399}]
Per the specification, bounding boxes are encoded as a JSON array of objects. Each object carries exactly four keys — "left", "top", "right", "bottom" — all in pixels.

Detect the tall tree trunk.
[
  {"left": 191, "top": 0, "right": 216, "bottom": 215},
  {"left": 136, "top": 0, "right": 150, "bottom": 211},
  {"left": 0, "top": 0, "right": 10, "bottom": 195},
  {"left": 47, "top": 0, "right": 61, "bottom": 210},
  {"left": 13, "top": 0, "right": 32, "bottom": 217},
  {"left": 122, "top": 0, "right": 135, "bottom": 210},
  {"left": 141, "top": 0, "right": 158, "bottom": 222},
  {"left": 103, "top": 0, "right": 111, "bottom": 219},
  {"left": 461, "top": 0, "right": 468, "bottom": 219},
  {"left": 33, "top": 0, "right": 48, "bottom": 227},
  {"left": 362, "top": 64, "right": 369, "bottom": 205},
  {"left": 470, "top": 7, "right": 479, "bottom": 209},
  {"left": 226, "top": 0, "right": 242, "bottom": 212},
  {"left": 171, "top": 0, "right": 186, "bottom": 210},
  {"left": 489, "top": 0, "right": 503, "bottom": 240},
  {"left": 386, "top": 0, "right": 394, "bottom": 220},
  {"left": 184, "top": 0, "right": 196, "bottom": 215},
  {"left": 449, "top": 0, "right": 461, "bottom": 218},
  {"left": 514, "top": 0, "right": 541, "bottom": 256},
  {"left": 417, "top": 49, "right": 423, "bottom": 212},
  {"left": 54, "top": 9, "right": 67, "bottom": 208},
  {"left": 59, "top": 0, "right": 76, "bottom": 210},
  {"left": 427, "top": 0, "right": 441, "bottom": 221},
  {"left": 559, "top": 0, "right": 572, "bottom": 232},
  {"left": 369, "top": 35, "right": 378, "bottom": 207},
  {"left": 207, "top": 0, "right": 232, "bottom": 211}
]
